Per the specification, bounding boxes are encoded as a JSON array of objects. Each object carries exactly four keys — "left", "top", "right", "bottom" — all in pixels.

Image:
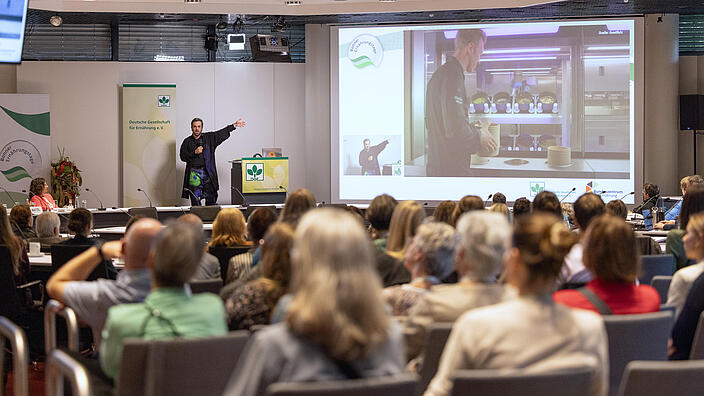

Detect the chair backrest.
[
  {"left": 659, "top": 304, "right": 675, "bottom": 317},
  {"left": 44, "top": 300, "right": 80, "bottom": 355},
  {"left": 451, "top": 367, "right": 593, "bottom": 396},
  {"left": 50, "top": 244, "right": 108, "bottom": 280},
  {"left": 117, "top": 331, "right": 250, "bottom": 396},
  {"left": 208, "top": 246, "right": 252, "bottom": 282},
  {"left": 266, "top": 374, "right": 419, "bottom": 396},
  {"left": 44, "top": 349, "right": 91, "bottom": 396},
  {"left": 128, "top": 207, "right": 158, "bottom": 220},
  {"left": 0, "top": 245, "right": 25, "bottom": 322},
  {"left": 635, "top": 236, "right": 662, "bottom": 256},
  {"left": 189, "top": 279, "right": 223, "bottom": 295},
  {"left": 688, "top": 311, "right": 704, "bottom": 360},
  {"left": 0, "top": 316, "right": 29, "bottom": 396},
  {"left": 650, "top": 276, "right": 673, "bottom": 304},
  {"left": 617, "top": 360, "right": 704, "bottom": 396},
  {"left": 189, "top": 205, "right": 221, "bottom": 222},
  {"left": 638, "top": 255, "right": 675, "bottom": 286},
  {"left": 419, "top": 322, "right": 453, "bottom": 392},
  {"left": 603, "top": 311, "right": 673, "bottom": 396}
]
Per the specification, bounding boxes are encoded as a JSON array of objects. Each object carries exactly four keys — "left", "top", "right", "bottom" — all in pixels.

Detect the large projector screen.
[{"left": 331, "top": 18, "right": 644, "bottom": 204}]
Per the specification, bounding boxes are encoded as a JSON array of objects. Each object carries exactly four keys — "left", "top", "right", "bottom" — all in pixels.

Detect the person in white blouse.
[
  {"left": 667, "top": 212, "right": 704, "bottom": 318},
  {"left": 424, "top": 213, "right": 609, "bottom": 396}
]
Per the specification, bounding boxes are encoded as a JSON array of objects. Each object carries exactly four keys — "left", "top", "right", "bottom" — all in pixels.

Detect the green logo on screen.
[
  {"left": 158, "top": 95, "right": 170, "bottom": 107},
  {"left": 530, "top": 181, "right": 545, "bottom": 197},
  {"left": 246, "top": 163, "right": 264, "bottom": 181}
]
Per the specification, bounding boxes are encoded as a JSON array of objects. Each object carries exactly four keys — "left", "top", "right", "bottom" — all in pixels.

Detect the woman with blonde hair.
[
  {"left": 489, "top": 203, "right": 509, "bottom": 218},
  {"left": 207, "top": 207, "right": 249, "bottom": 250},
  {"left": 279, "top": 188, "right": 316, "bottom": 228},
  {"left": 224, "top": 209, "right": 404, "bottom": 395},
  {"left": 667, "top": 212, "right": 704, "bottom": 318},
  {"left": 386, "top": 200, "right": 425, "bottom": 259}
]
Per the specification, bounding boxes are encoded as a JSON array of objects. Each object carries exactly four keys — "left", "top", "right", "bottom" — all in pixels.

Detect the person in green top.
[{"left": 100, "top": 221, "right": 227, "bottom": 380}]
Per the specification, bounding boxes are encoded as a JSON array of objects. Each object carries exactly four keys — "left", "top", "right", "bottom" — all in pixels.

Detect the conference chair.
[
  {"left": 127, "top": 207, "right": 158, "bottom": 220},
  {"left": 635, "top": 235, "right": 662, "bottom": 256},
  {"left": 208, "top": 245, "right": 252, "bottom": 282},
  {"left": 189, "top": 205, "right": 221, "bottom": 222},
  {"left": 189, "top": 278, "right": 223, "bottom": 294},
  {"left": 638, "top": 255, "right": 675, "bottom": 286},
  {"left": 650, "top": 275, "right": 673, "bottom": 304},
  {"left": 688, "top": 311, "right": 704, "bottom": 360},
  {"left": 603, "top": 311, "right": 673, "bottom": 396},
  {"left": 419, "top": 322, "right": 454, "bottom": 393},
  {"left": 616, "top": 360, "right": 704, "bottom": 396},
  {"left": 50, "top": 244, "right": 110, "bottom": 281},
  {"left": 44, "top": 349, "right": 91, "bottom": 396},
  {"left": 44, "top": 299, "right": 80, "bottom": 355},
  {"left": 266, "top": 374, "right": 419, "bottom": 396},
  {"left": 0, "top": 316, "right": 29, "bottom": 396},
  {"left": 450, "top": 366, "right": 593, "bottom": 396},
  {"left": 0, "top": 246, "right": 31, "bottom": 322},
  {"left": 117, "top": 331, "right": 250, "bottom": 396}
]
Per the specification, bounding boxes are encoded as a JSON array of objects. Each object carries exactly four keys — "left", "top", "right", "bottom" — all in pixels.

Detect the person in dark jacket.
[
  {"left": 180, "top": 117, "right": 246, "bottom": 205},
  {"left": 359, "top": 138, "right": 389, "bottom": 175}
]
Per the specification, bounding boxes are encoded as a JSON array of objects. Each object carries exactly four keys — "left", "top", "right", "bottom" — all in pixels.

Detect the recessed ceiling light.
[
  {"left": 184, "top": 0, "right": 201, "bottom": 3},
  {"left": 285, "top": 1, "right": 302, "bottom": 5},
  {"left": 379, "top": 0, "right": 397, "bottom": 2},
  {"left": 49, "top": 15, "right": 62, "bottom": 26}
]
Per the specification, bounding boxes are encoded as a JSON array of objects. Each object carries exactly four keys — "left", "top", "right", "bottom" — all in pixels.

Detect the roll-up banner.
[
  {"left": 122, "top": 83, "right": 177, "bottom": 207},
  {"left": 0, "top": 94, "right": 50, "bottom": 207}
]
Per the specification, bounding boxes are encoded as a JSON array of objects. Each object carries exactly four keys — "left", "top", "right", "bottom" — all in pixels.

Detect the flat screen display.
[{"left": 0, "top": 0, "right": 28, "bottom": 64}]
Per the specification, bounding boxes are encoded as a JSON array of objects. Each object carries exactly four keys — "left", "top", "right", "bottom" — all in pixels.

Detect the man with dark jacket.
[{"left": 359, "top": 138, "right": 389, "bottom": 175}]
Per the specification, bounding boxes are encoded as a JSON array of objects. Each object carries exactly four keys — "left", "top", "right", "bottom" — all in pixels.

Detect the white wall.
[{"left": 16, "top": 61, "right": 305, "bottom": 207}]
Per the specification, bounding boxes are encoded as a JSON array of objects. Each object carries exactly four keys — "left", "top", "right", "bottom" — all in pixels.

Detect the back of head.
[
  {"left": 36, "top": 212, "right": 60, "bottom": 237},
  {"left": 458, "top": 195, "right": 484, "bottom": 214},
  {"left": 433, "top": 200, "right": 457, "bottom": 227},
  {"left": 412, "top": 222, "right": 456, "bottom": 280},
  {"left": 247, "top": 207, "right": 278, "bottom": 243},
  {"left": 532, "top": 190, "right": 562, "bottom": 218},
  {"left": 10, "top": 205, "right": 32, "bottom": 227},
  {"left": 178, "top": 213, "right": 203, "bottom": 228},
  {"left": 386, "top": 200, "right": 425, "bottom": 252},
  {"left": 489, "top": 203, "right": 509, "bottom": 217},
  {"left": 644, "top": 183, "right": 660, "bottom": 199},
  {"left": 151, "top": 221, "right": 204, "bottom": 288},
  {"left": 606, "top": 200, "right": 628, "bottom": 220},
  {"left": 680, "top": 184, "right": 704, "bottom": 229},
  {"left": 686, "top": 175, "right": 704, "bottom": 192},
  {"left": 260, "top": 223, "right": 295, "bottom": 288},
  {"left": 280, "top": 188, "right": 316, "bottom": 228},
  {"left": 583, "top": 215, "right": 637, "bottom": 283},
  {"left": 209, "top": 208, "right": 246, "bottom": 247},
  {"left": 573, "top": 193, "right": 605, "bottom": 230},
  {"left": 125, "top": 218, "right": 162, "bottom": 269},
  {"left": 456, "top": 211, "right": 511, "bottom": 281},
  {"left": 287, "top": 208, "right": 388, "bottom": 362},
  {"left": 687, "top": 212, "right": 704, "bottom": 242},
  {"left": 366, "top": 194, "right": 398, "bottom": 232},
  {"left": 512, "top": 213, "right": 578, "bottom": 285},
  {"left": 67, "top": 208, "right": 92, "bottom": 236},
  {"left": 125, "top": 214, "right": 145, "bottom": 233},
  {"left": 492, "top": 192, "right": 507, "bottom": 205},
  {"left": 512, "top": 197, "right": 532, "bottom": 218}
]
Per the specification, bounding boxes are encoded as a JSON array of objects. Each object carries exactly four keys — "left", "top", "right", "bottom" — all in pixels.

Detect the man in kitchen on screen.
[
  {"left": 359, "top": 138, "right": 389, "bottom": 175},
  {"left": 425, "top": 29, "right": 497, "bottom": 177}
]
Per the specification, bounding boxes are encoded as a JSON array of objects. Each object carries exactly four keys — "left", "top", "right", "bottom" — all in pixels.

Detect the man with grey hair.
[
  {"left": 100, "top": 221, "right": 227, "bottom": 380},
  {"left": 178, "top": 213, "right": 221, "bottom": 281},
  {"left": 404, "top": 211, "right": 514, "bottom": 364},
  {"left": 29, "top": 211, "right": 66, "bottom": 251}
]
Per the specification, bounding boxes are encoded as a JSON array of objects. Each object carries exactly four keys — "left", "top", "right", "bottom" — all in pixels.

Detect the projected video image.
[
  {"left": 0, "top": 0, "right": 28, "bottom": 63},
  {"left": 342, "top": 135, "right": 402, "bottom": 176}
]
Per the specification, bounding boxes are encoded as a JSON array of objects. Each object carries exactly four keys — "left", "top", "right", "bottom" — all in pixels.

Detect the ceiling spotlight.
[
  {"left": 379, "top": 0, "right": 397, "bottom": 2},
  {"left": 216, "top": 20, "right": 228, "bottom": 30},
  {"left": 49, "top": 15, "right": 62, "bottom": 27},
  {"left": 184, "top": 0, "right": 201, "bottom": 3},
  {"left": 285, "top": 1, "right": 302, "bottom": 5}
]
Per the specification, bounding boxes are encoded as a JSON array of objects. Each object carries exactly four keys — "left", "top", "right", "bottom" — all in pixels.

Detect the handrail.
[
  {"left": 44, "top": 299, "right": 79, "bottom": 355},
  {"left": 45, "top": 349, "right": 91, "bottom": 396},
  {"left": 0, "top": 316, "right": 29, "bottom": 396}
]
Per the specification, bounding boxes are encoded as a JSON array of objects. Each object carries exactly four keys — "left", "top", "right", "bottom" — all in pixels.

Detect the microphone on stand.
[
  {"left": 619, "top": 191, "right": 635, "bottom": 201},
  {"left": 633, "top": 194, "right": 658, "bottom": 214},
  {"left": 183, "top": 188, "right": 200, "bottom": 206},
  {"left": 485, "top": 194, "right": 493, "bottom": 208},
  {"left": 136, "top": 188, "right": 153, "bottom": 207},
  {"left": 1, "top": 186, "right": 17, "bottom": 206},
  {"left": 560, "top": 187, "right": 577, "bottom": 203},
  {"left": 231, "top": 186, "right": 248, "bottom": 207},
  {"left": 84, "top": 187, "right": 106, "bottom": 210}
]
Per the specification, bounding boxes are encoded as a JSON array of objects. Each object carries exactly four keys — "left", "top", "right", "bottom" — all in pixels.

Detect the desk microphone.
[
  {"left": 84, "top": 187, "right": 106, "bottom": 210},
  {"left": 560, "top": 187, "right": 577, "bottom": 203},
  {"left": 485, "top": 194, "right": 493, "bottom": 208},
  {"left": 633, "top": 194, "right": 658, "bottom": 214},
  {"left": 619, "top": 192, "right": 635, "bottom": 201},
  {"left": 231, "top": 186, "right": 248, "bottom": 207},
  {"left": 136, "top": 188, "right": 153, "bottom": 207},
  {"left": 1, "top": 185, "right": 17, "bottom": 206},
  {"left": 183, "top": 188, "right": 200, "bottom": 206}
]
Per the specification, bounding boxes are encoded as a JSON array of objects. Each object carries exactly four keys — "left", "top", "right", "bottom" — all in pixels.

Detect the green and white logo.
[
  {"left": 157, "top": 95, "right": 170, "bottom": 107},
  {"left": 246, "top": 163, "right": 264, "bottom": 181},
  {"left": 0, "top": 140, "right": 42, "bottom": 183},
  {"left": 530, "top": 181, "right": 545, "bottom": 197},
  {"left": 348, "top": 34, "right": 383, "bottom": 69}
]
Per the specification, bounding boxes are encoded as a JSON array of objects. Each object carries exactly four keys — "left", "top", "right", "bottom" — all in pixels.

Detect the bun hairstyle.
[{"left": 512, "top": 213, "right": 578, "bottom": 284}]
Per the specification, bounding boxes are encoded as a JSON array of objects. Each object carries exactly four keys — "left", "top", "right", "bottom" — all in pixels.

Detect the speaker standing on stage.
[{"left": 180, "top": 117, "right": 246, "bottom": 206}]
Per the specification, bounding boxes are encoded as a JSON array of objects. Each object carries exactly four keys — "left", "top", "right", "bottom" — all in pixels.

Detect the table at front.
[{"left": 93, "top": 224, "right": 214, "bottom": 241}]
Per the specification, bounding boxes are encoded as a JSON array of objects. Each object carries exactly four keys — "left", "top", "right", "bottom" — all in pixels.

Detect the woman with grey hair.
[
  {"left": 383, "top": 222, "right": 456, "bottom": 316},
  {"left": 404, "top": 211, "right": 515, "bottom": 364}
]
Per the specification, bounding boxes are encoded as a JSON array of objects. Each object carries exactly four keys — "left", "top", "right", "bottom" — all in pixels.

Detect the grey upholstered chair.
[
  {"left": 617, "top": 360, "right": 704, "bottom": 396},
  {"left": 266, "top": 374, "right": 419, "bottom": 396},
  {"left": 650, "top": 275, "right": 673, "bottom": 304},
  {"left": 419, "top": 322, "right": 453, "bottom": 393},
  {"left": 451, "top": 366, "right": 593, "bottom": 396}
]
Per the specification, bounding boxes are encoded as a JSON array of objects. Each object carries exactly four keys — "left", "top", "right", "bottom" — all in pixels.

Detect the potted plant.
[{"left": 50, "top": 148, "right": 82, "bottom": 207}]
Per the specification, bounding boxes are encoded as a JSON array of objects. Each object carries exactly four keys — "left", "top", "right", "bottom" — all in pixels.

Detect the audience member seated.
[
  {"left": 424, "top": 213, "right": 607, "bottom": 396},
  {"left": 635, "top": 182, "right": 660, "bottom": 230},
  {"left": 60, "top": 208, "right": 99, "bottom": 245},
  {"left": 100, "top": 221, "right": 228, "bottom": 380},
  {"left": 46, "top": 218, "right": 162, "bottom": 348},
  {"left": 606, "top": 199, "right": 627, "bottom": 220},
  {"left": 382, "top": 222, "right": 455, "bottom": 316},
  {"left": 512, "top": 197, "right": 532, "bottom": 219},
  {"left": 489, "top": 203, "right": 509, "bottom": 217},
  {"left": 454, "top": 195, "right": 484, "bottom": 224},
  {"left": 225, "top": 207, "right": 278, "bottom": 286},
  {"left": 656, "top": 174, "right": 704, "bottom": 229},
  {"left": 554, "top": 215, "right": 660, "bottom": 314},
  {"left": 29, "top": 212, "right": 66, "bottom": 251},
  {"left": 279, "top": 188, "right": 317, "bottom": 229},
  {"left": 405, "top": 211, "right": 513, "bottom": 365},
  {"left": 378, "top": 200, "right": 425, "bottom": 286},
  {"left": 492, "top": 192, "right": 507, "bottom": 205},
  {"left": 557, "top": 193, "right": 605, "bottom": 287},
  {"left": 1, "top": 205, "right": 31, "bottom": 308},
  {"left": 666, "top": 185, "right": 704, "bottom": 270},
  {"left": 9, "top": 205, "right": 36, "bottom": 240},
  {"left": 223, "top": 209, "right": 404, "bottom": 396},
  {"left": 532, "top": 190, "right": 562, "bottom": 218},
  {"left": 28, "top": 177, "right": 56, "bottom": 211},
  {"left": 561, "top": 202, "right": 575, "bottom": 228},
  {"left": 206, "top": 207, "right": 250, "bottom": 250},
  {"left": 667, "top": 212, "right": 704, "bottom": 319},
  {"left": 178, "top": 214, "right": 221, "bottom": 281},
  {"left": 366, "top": 194, "right": 398, "bottom": 251},
  {"left": 225, "top": 223, "right": 294, "bottom": 330},
  {"left": 432, "top": 200, "right": 457, "bottom": 227}
]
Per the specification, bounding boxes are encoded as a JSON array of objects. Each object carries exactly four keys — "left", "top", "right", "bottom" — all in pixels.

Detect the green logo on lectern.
[{"left": 246, "top": 163, "right": 264, "bottom": 181}]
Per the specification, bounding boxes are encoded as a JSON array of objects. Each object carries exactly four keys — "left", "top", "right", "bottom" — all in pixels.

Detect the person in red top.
[
  {"left": 28, "top": 177, "right": 56, "bottom": 211},
  {"left": 554, "top": 215, "right": 660, "bottom": 314}
]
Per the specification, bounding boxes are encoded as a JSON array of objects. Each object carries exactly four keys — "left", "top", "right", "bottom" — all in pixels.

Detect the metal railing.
[
  {"left": 45, "top": 349, "right": 92, "bottom": 396},
  {"left": 44, "top": 299, "right": 80, "bottom": 355},
  {"left": 0, "top": 316, "right": 29, "bottom": 396}
]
